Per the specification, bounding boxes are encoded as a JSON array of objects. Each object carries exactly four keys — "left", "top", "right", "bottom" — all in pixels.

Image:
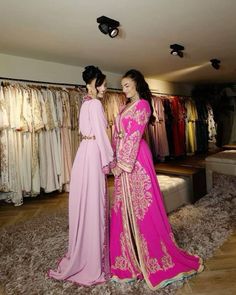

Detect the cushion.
[
  {"left": 157, "top": 174, "right": 191, "bottom": 213},
  {"left": 157, "top": 174, "right": 187, "bottom": 193}
]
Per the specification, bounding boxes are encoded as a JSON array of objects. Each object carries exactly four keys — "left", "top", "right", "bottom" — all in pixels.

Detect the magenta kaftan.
[
  {"left": 48, "top": 97, "right": 114, "bottom": 285},
  {"left": 110, "top": 99, "right": 203, "bottom": 290}
]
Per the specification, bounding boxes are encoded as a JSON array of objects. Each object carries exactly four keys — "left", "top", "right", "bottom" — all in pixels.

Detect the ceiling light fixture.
[
  {"left": 170, "top": 44, "right": 185, "bottom": 58},
  {"left": 97, "top": 16, "right": 120, "bottom": 38},
  {"left": 210, "top": 59, "right": 221, "bottom": 70}
]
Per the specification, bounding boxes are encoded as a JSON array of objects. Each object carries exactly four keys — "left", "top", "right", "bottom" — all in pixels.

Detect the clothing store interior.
[{"left": 0, "top": 1, "right": 236, "bottom": 294}]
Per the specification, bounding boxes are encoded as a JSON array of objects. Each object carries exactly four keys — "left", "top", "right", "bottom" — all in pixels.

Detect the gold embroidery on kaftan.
[
  {"left": 118, "top": 130, "right": 141, "bottom": 171},
  {"left": 111, "top": 176, "right": 122, "bottom": 213},
  {"left": 140, "top": 235, "right": 162, "bottom": 274},
  {"left": 112, "top": 232, "right": 136, "bottom": 274},
  {"left": 129, "top": 162, "right": 152, "bottom": 220},
  {"left": 125, "top": 107, "right": 149, "bottom": 126},
  {"left": 161, "top": 241, "right": 175, "bottom": 270}
]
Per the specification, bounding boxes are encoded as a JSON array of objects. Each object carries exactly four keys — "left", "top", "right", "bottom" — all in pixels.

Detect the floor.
[
  {"left": 0, "top": 190, "right": 236, "bottom": 295},
  {"left": 176, "top": 231, "right": 236, "bottom": 295},
  {"left": 1, "top": 151, "right": 236, "bottom": 294}
]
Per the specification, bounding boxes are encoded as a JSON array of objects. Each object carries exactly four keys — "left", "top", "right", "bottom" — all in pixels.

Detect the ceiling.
[{"left": 0, "top": 0, "right": 236, "bottom": 84}]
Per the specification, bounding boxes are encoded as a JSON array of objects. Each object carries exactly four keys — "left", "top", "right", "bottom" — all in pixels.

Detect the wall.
[
  {"left": 0, "top": 53, "right": 122, "bottom": 89},
  {"left": 146, "top": 78, "right": 193, "bottom": 96},
  {"left": 0, "top": 53, "right": 193, "bottom": 95}
]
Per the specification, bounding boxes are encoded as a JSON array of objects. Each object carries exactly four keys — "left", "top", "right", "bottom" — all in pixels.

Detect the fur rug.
[{"left": 0, "top": 173, "right": 236, "bottom": 295}]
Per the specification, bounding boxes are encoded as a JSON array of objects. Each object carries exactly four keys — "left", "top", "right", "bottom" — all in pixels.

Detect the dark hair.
[
  {"left": 123, "top": 69, "right": 155, "bottom": 124},
  {"left": 82, "top": 65, "right": 106, "bottom": 88}
]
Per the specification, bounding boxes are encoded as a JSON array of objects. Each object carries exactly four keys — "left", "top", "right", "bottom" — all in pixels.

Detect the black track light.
[
  {"left": 97, "top": 16, "right": 120, "bottom": 38},
  {"left": 170, "top": 44, "right": 185, "bottom": 58},
  {"left": 210, "top": 59, "right": 221, "bottom": 70}
]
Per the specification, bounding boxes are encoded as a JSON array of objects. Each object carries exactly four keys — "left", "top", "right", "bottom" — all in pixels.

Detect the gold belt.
[{"left": 81, "top": 134, "right": 96, "bottom": 140}]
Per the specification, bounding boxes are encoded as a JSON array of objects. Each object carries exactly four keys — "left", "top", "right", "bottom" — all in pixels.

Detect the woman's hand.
[{"left": 111, "top": 165, "right": 122, "bottom": 177}]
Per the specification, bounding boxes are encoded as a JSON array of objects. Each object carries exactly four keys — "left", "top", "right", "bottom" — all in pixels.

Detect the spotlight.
[
  {"left": 210, "top": 59, "right": 221, "bottom": 70},
  {"left": 97, "top": 16, "right": 120, "bottom": 38},
  {"left": 170, "top": 44, "right": 185, "bottom": 58}
]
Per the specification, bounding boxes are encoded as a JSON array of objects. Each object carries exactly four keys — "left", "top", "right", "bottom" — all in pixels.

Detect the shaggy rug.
[{"left": 0, "top": 173, "right": 236, "bottom": 295}]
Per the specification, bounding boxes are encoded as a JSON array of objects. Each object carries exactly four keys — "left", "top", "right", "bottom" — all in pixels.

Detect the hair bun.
[{"left": 82, "top": 65, "right": 102, "bottom": 84}]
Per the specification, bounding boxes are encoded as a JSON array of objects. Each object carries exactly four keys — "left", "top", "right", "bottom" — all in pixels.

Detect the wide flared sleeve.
[
  {"left": 117, "top": 99, "right": 150, "bottom": 173},
  {"left": 90, "top": 99, "right": 114, "bottom": 173}
]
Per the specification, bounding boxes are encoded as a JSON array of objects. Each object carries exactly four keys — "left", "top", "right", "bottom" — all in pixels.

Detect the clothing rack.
[
  {"left": 0, "top": 76, "right": 122, "bottom": 92},
  {"left": 151, "top": 90, "right": 191, "bottom": 97},
  {"left": 0, "top": 76, "right": 191, "bottom": 97}
]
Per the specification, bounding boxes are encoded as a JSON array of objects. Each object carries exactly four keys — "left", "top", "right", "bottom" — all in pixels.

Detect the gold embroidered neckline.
[{"left": 121, "top": 99, "right": 140, "bottom": 116}]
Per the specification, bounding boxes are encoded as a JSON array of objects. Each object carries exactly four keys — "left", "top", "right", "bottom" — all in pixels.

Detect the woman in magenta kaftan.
[
  {"left": 110, "top": 70, "right": 204, "bottom": 290},
  {"left": 48, "top": 66, "right": 114, "bottom": 286}
]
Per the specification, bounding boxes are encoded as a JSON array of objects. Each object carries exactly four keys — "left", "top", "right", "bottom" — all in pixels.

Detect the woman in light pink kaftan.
[
  {"left": 110, "top": 70, "right": 204, "bottom": 290},
  {"left": 48, "top": 66, "right": 114, "bottom": 286}
]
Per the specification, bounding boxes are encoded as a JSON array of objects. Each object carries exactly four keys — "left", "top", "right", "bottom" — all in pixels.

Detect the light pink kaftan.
[
  {"left": 48, "top": 97, "right": 114, "bottom": 285},
  {"left": 110, "top": 99, "right": 204, "bottom": 290}
]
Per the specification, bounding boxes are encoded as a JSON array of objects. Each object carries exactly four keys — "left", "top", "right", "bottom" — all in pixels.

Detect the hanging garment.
[
  {"left": 68, "top": 88, "right": 84, "bottom": 161},
  {"left": 101, "top": 91, "right": 126, "bottom": 141},
  {"left": 31, "top": 88, "right": 44, "bottom": 195},
  {"left": 185, "top": 98, "right": 198, "bottom": 155},
  {"left": 206, "top": 103, "right": 217, "bottom": 143},
  {"left": 195, "top": 99, "right": 208, "bottom": 153},
  {"left": 21, "top": 87, "right": 33, "bottom": 195},
  {"left": 162, "top": 98, "right": 174, "bottom": 156},
  {"left": 48, "top": 97, "right": 114, "bottom": 285},
  {"left": 110, "top": 99, "right": 203, "bottom": 290},
  {"left": 40, "top": 89, "right": 60, "bottom": 192},
  {"left": 170, "top": 96, "right": 186, "bottom": 157},
  {"left": 1, "top": 85, "right": 23, "bottom": 205},
  {"left": 60, "top": 90, "right": 72, "bottom": 191},
  {"left": 148, "top": 96, "right": 169, "bottom": 161},
  {"left": 0, "top": 86, "right": 10, "bottom": 194}
]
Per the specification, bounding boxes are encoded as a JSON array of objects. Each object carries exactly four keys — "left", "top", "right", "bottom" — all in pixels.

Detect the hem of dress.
[
  {"left": 151, "top": 261, "right": 205, "bottom": 290},
  {"left": 111, "top": 261, "right": 204, "bottom": 290},
  {"left": 47, "top": 270, "right": 107, "bottom": 287}
]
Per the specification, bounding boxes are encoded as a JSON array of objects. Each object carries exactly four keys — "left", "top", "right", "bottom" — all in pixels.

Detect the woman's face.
[
  {"left": 97, "top": 80, "right": 107, "bottom": 98},
  {"left": 121, "top": 77, "right": 138, "bottom": 99}
]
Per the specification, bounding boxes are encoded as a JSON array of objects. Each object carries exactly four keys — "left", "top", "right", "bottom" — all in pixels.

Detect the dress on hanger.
[
  {"left": 171, "top": 96, "right": 186, "bottom": 156},
  {"left": 149, "top": 96, "right": 169, "bottom": 161},
  {"left": 185, "top": 98, "right": 198, "bottom": 155}
]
